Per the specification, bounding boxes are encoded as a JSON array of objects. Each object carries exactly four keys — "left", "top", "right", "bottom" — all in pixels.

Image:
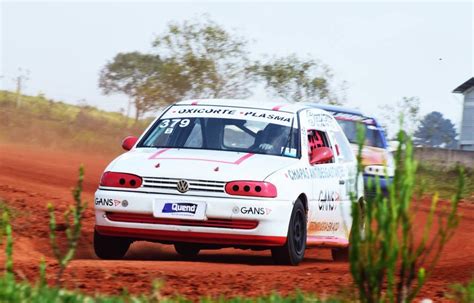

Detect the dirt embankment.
[{"left": 0, "top": 143, "right": 473, "bottom": 300}]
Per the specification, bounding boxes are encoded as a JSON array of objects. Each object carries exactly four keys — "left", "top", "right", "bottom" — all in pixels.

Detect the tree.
[
  {"left": 151, "top": 17, "right": 253, "bottom": 99},
  {"left": 379, "top": 96, "right": 421, "bottom": 137},
  {"left": 414, "top": 111, "right": 458, "bottom": 148},
  {"left": 251, "top": 54, "right": 341, "bottom": 104},
  {"left": 99, "top": 16, "right": 345, "bottom": 118},
  {"left": 99, "top": 52, "right": 163, "bottom": 121}
]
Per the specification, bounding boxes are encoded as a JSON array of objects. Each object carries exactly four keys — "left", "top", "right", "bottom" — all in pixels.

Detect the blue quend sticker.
[{"left": 162, "top": 202, "right": 198, "bottom": 215}]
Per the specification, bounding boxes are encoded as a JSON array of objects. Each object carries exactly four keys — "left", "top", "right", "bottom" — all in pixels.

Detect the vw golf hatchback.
[{"left": 94, "top": 100, "right": 363, "bottom": 265}]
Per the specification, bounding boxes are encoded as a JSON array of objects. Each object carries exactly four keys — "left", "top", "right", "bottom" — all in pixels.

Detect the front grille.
[
  {"left": 106, "top": 212, "right": 258, "bottom": 230},
  {"left": 142, "top": 177, "right": 226, "bottom": 193}
]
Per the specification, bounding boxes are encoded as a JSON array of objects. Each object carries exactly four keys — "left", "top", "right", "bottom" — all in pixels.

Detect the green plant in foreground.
[
  {"left": 349, "top": 126, "right": 464, "bottom": 303},
  {"left": 47, "top": 165, "right": 87, "bottom": 286},
  {"left": 447, "top": 277, "right": 474, "bottom": 303}
]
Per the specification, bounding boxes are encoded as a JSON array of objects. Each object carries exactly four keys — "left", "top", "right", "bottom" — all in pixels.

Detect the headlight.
[{"left": 364, "top": 165, "right": 394, "bottom": 177}]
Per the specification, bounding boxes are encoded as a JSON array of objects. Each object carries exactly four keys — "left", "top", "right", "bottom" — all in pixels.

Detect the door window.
[{"left": 307, "top": 130, "right": 334, "bottom": 164}]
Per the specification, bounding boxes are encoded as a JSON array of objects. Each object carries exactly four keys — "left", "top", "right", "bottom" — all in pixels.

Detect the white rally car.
[{"left": 94, "top": 99, "right": 363, "bottom": 265}]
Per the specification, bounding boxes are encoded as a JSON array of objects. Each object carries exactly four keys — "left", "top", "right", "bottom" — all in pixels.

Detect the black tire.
[
  {"left": 271, "top": 199, "right": 307, "bottom": 265},
  {"left": 94, "top": 229, "right": 131, "bottom": 260},
  {"left": 174, "top": 243, "right": 201, "bottom": 257},
  {"left": 331, "top": 247, "right": 349, "bottom": 262}
]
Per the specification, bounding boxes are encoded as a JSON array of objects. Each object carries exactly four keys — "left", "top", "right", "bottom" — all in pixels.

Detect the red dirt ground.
[{"left": 0, "top": 143, "right": 473, "bottom": 301}]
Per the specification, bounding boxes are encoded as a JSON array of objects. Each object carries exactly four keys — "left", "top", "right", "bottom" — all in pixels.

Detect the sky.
[{"left": 1, "top": 1, "right": 473, "bottom": 135}]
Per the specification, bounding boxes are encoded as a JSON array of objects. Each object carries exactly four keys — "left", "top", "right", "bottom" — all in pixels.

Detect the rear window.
[{"left": 336, "top": 119, "right": 385, "bottom": 148}]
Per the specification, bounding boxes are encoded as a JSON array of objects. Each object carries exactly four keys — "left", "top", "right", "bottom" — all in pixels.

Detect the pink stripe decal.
[
  {"left": 149, "top": 151, "right": 254, "bottom": 165},
  {"left": 191, "top": 101, "right": 199, "bottom": 105},
  {"left": 234, "top": 152, "right": 255, "bottom": 164},
  {"left": 148, "top": 148, "right": 171, "bottom": 159},
  {"left": 272, "top": 104, "right": 286, "bottom": 111}
]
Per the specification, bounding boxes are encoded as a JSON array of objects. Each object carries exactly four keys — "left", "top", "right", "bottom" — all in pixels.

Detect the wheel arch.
[{"left": 297, "top": 193, "right": 308, "bottom": 213}]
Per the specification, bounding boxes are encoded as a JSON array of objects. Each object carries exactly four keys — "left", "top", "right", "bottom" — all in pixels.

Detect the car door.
[
  {"left": 328, "top": 129, "right": 358, "bottom": 239},
  {"left": 302, "top": 110, "right": 344, "bottom": 239}
]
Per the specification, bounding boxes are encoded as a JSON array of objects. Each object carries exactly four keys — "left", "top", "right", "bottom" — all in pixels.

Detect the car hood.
[{"left": 106, "top": 148, "right": 297, "bottom": 181}]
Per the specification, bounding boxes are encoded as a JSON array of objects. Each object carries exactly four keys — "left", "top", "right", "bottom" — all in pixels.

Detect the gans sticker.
[
  {"left": 95, "top": 197, "right": 125, "bottom": 207},
  {"left": 238, "top": 207, "right": 272, "bottom": 215}
]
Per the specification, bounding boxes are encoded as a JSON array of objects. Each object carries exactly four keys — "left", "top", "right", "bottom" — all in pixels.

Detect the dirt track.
[{"left": 0, "top": 143, "right": 473, "bottom": 301}]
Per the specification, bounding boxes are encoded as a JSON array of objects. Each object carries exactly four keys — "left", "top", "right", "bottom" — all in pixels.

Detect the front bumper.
[{"left": 94, "top": 189, "right": 292, "bottom": 247}]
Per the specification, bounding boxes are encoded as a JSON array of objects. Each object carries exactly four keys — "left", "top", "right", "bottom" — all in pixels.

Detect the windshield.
[
  {"left": 138, "top": 105, "right": 300, "bottom": 158},
  {"left": 336, "top": 119, "right": 385, "bottom": 148}
]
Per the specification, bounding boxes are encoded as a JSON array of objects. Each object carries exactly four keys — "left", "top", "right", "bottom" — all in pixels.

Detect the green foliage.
[
  {"left": 448, "top": 277, "right": 474, "bottom": 303},
  {"left": 0, "top": 90, "right": 150, "bottom": 154},
  {"left": 100, "top": 16, "right": 347, "bottom": 118},
  {"left": 251, "top": 55, "right": 341, "bottom": 104},
  {"left": 413, "top": 111, "right": 458, "bottom": 148},
  {"left": 100, "top": 16, "right": 254, "bottom": 119},
  {"left": 47, "top": 165, "right": 87, "bottom": 286},
  {"left": 349, "top": 125, "right": 464, "bottom": 303},
  {"left": 152, "top": 16, "right": 253, "bottom": 99},
  {"left": 99, "top": 52, "right": 164, "bottom": 120}
]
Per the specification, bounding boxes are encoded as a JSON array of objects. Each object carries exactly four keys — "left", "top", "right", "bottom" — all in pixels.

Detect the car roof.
[
  {"left": 307, "top": 103, "right": 364, "bottom": 116},
  {"left": 175, "top": 99, "right": 330, "bottom": 115}
]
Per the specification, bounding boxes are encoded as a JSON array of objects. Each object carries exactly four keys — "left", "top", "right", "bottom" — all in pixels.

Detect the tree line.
[
  {"left": 99, "top": 16, "right": 458, "bottom": 149},
  {"left": 99, "top": 17, "right": 343, "bottom": 121}
]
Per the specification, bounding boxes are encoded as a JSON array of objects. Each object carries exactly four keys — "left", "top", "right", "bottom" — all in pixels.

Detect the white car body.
[{"left": 94, "top": 99, "right": 364, "bottom": 264}]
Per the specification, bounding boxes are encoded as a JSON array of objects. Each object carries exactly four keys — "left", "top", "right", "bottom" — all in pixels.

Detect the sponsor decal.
[
  {"left": 162, "top": 105, "right": 294, "bottom": 127},
  {"left": 242, "top": 111, "right": 291, "bottom": 123},
  {"left": 287, "top": 165, "right": 345, "bottom": 181},
  {"left": 307, "top": 112, "right": 338, "bottom": 131},
  {"left": 95, "top": 197, "right": 123, "bottom": 207},
  {"left": 162, "top": 202, "right": 197, "bottom": 215},
  {"left": 317, "top": 190, "right": 340, "bottom": 211},
  {"left": 176, "top": 108, "right": 236, "bottom": 115},
  {"left": 238, "top": 206, "right": 272, "bottom": 215},
  {"left": 309, "top": 221, "right": 340, "bottom": 232}
]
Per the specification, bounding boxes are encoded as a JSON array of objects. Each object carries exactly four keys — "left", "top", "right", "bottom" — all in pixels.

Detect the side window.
[{"left": 307, "top": 129, "right": 334, "bottom": 164}]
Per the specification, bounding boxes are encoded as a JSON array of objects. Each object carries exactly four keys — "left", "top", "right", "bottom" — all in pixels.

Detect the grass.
[
  {"left": 0, "top": 90, "right": 152, "bottom": 154},
  {"left": 416, "top": 163, "right": 474, "bottom": 201}
]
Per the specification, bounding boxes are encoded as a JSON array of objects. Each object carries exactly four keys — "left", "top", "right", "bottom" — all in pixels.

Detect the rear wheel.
[
  {"left": 94, "top": 229, "right": 131, "bottom": 260},
  {"left": 174, "top": 243, "right": 201, "bottom": 257},
  {"left": 271, "top": 199, "right": 306, "bottom": 265}
]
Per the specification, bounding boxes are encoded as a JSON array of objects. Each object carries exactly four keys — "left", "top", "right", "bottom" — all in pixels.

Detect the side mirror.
[
  {"left": 122, "top": 136, "right": 138, "bottom": 151},
  {"left": 310, "top": 147, "right": 334, "bottom": 165}
]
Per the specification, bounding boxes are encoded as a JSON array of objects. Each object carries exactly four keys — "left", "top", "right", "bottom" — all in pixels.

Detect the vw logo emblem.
[{"left": 176, "top": 180, "right": 189, "bottom": 193}]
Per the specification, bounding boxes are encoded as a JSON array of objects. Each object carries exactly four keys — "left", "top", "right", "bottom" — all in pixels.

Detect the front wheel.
[
  {"left": 271, "top": 199, "right": 307, "bottom": 265},
  {"left": 94, "top": 229, "right": 131, "bottom": 260}
]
